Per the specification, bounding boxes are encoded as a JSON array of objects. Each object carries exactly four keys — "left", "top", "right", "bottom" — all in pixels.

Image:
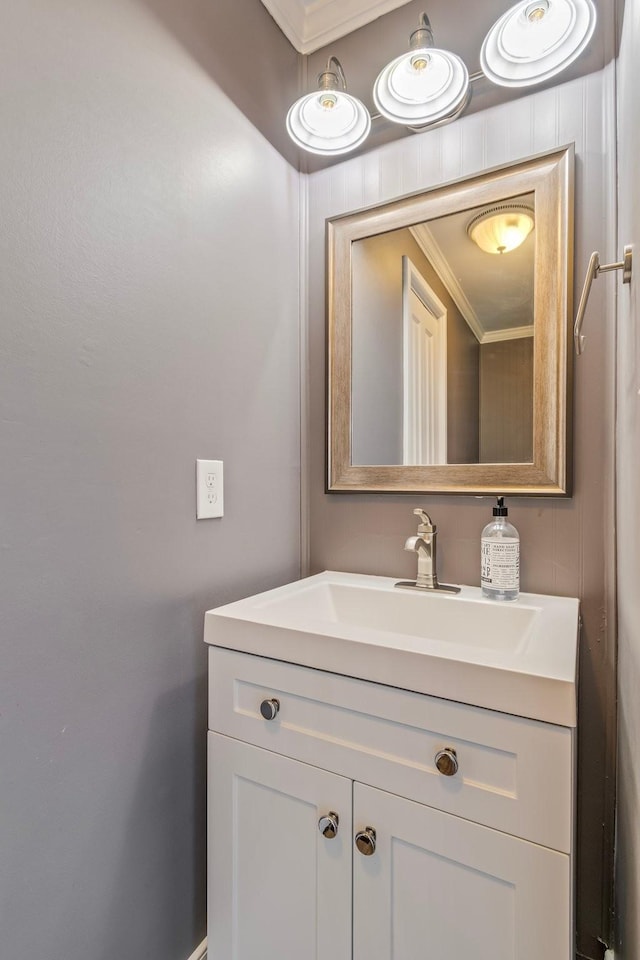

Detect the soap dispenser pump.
[{"left": 481, "top": 497, "right": 520, "bottom": 601}]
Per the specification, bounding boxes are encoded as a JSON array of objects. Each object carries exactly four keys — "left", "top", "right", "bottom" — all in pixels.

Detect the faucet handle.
[{"left": 413, "top": 508, "right": 435, "bottom": 534}]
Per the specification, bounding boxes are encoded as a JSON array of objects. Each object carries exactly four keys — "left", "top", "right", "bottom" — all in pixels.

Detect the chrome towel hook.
[{"left": 574, "top": 245, "right": 633, "bottom": 355}]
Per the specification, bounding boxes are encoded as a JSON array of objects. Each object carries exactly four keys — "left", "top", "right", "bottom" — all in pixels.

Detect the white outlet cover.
[{"left": 196, "top": 460, "right": 224, "bottom": 519}]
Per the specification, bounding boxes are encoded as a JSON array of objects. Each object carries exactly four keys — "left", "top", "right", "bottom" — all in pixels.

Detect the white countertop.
[{"left": 204, "top": 571, "right": 579, "bottom": 727}]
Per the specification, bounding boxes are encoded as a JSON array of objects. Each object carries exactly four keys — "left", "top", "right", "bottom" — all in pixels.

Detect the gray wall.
[
  {"left": 479, "top": 337, "right": 534, "bottom": 463},
  {"left": 306, "top": 72, "right": 617, "bottom": 959},
  {"left": 444, "top": 283, "right": 480, "bottom": 466},
  {"left": 0, "top": 2, "right": 300, "bottom": 958},
  {"left": 138, "top": 0, "right": 301, "bottom": 167},
  {"left": 615, "top": 0, "right": 640, "bottom": 952},
  {"left": 351, "top": 234, "right": 404, "bottom": 465}
]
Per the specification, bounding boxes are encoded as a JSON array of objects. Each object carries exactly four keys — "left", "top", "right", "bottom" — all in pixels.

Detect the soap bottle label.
[{"left": 481, "top": 539, "right": 520, "bottom": 590}]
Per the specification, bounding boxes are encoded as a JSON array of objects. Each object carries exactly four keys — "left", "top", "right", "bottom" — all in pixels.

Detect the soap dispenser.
[{"left": 481, "top": 497, "right": 520, "bottom": 601}]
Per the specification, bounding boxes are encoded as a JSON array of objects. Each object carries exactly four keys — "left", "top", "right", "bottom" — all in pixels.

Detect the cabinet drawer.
[{"left": 208, "top": 647, "right": 573, "bottom": 852}]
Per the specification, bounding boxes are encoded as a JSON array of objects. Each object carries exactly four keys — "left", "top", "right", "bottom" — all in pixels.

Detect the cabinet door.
[
  {"left": 353, "top": 782, "right": 571, "bottom": 960},
  {"left": 208, "top": 732, "right": 352, "bottom": 960}
]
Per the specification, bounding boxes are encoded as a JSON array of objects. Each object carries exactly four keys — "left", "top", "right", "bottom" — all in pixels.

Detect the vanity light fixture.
[
  {"left": 480, "top": 0, "right": 597, "bottom": 87},
  {"left": 372, "top": 14, "right": 470, "bottom": 128},
  {"left": 285, "top": 3, "right": 598, "bottom": 155},
  {"left": 286, "top": 57, "right": 371, "bottom": 156},
  {"left": 467, "top": 203, "right": 535, "bottom": 255}
]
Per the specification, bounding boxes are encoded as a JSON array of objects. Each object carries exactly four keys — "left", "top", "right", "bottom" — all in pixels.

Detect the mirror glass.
[
  {"left": 327, "top": 147, "right": 573, "bottom": 495},
  {"left": 351, "top": 191, "right": 535, "bottom": 467}
]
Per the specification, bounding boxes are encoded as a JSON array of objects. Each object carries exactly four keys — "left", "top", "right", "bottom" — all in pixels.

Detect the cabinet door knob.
[
  {"left": 435, "top": 747, "right": 458, "bottom": 776},
  {"left": 355, "top": 827, "right": 377, "bottom": 856},
  {"left": 259, "top": 698, "right": 280, "bottom": 721},
  {"left": 318, "top": 812, "right": 339, "bottom": 839}
]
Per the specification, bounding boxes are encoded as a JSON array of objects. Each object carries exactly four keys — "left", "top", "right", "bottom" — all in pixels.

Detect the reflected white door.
[
  {"left": 208, "top": 733, "right": 352, "bottom": 960},
  {"left": 402, "top": 257, "right": 447, "bottom": 464},
  {"left": 353, "top": 782, "right": 571, "bottom": 960}
]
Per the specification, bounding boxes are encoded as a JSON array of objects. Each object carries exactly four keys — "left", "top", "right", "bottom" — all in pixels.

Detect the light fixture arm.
[
  {"left": 410, "top": 13, "right": 434, "bottom": 50},
  {"left": 574, "top": 245, "right": 633, "bottom": 355},
  {"left": 319, "top": 56, "right": 347, "bottom": 92}
]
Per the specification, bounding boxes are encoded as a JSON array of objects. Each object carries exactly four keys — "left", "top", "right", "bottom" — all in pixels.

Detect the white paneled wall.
[
  {"left": 615, "top": 0, "right": 640, "bottom": 952},
  {"left": 304, "top": 70, "right": 617, "bottom": 958}
]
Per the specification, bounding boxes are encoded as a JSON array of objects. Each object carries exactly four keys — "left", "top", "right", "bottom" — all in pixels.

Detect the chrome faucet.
[{"left": 395, "top": 508, "right": 461, "bottom": 594}]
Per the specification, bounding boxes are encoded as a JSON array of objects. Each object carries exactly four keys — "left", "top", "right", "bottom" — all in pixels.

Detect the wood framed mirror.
[{"left": 327, "top": 145, "right": 574, "bottom": 496}]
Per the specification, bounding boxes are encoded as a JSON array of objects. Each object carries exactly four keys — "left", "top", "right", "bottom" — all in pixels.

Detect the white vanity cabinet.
[
  {"left": 208, "top": 733, "right": 353, "bottom": 960},
  {"left": 207, "top": 646, "right": 575, "bottom": 960}
]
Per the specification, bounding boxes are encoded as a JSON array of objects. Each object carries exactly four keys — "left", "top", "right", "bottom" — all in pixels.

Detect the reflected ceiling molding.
[
  {"left": 482, "top": 325, "right": 535, "bottom": 342},
  {"left": 260, "top": 0, "right": 414, "bottom": 54},
  {"left": 409, "top": 223, "right": 534, "bottom": 343},
  {"left": 409, "top": 223, "right": 484, "bottom": 342}
]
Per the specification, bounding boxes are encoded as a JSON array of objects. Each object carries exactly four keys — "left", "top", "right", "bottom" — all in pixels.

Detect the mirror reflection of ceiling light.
[
  {"left": 480, "top": 0, "right": 597, "bottom": 87},
  {"left": 286, "top": 2, "right": 598, "bottom": 155},
  {"left": 286, "top": 57, "right": 371, "bottom": 156},
  {"left": 467, "top": 204, "right": 535, "bottom": 255}
]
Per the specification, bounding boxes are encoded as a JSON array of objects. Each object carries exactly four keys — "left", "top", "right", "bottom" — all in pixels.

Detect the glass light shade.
[
  {"left": 286, "top": 89, "right": 371, "bottom": 156},
  {"left": 373, "top": 47, "right": 469, "bottom": 126},
  {"left": 468, "top": 205, "right": 535, "bottom": 255},
  {"left": 480, "top": 0, "right": 597, "bottom": 87}
]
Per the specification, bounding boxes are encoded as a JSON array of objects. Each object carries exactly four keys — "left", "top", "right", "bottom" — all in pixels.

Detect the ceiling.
[
  {"left": 259, "top": 0, "right": 415, "bottom": 54},
  {"left": 416, "top": 192, "right": 535, "bottom": 340}
]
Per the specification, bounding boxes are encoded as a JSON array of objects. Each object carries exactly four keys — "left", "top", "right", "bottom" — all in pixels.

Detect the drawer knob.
[
  {"left": 259, "top": 698, "right": 280, "bottom": 721},
  {"left": 435, "top": 747, "right": 458, "bottom": 777},
  {"left": 318, "top": 812, "right": 339, "bottom": 839},
  {"left": 355, "top": 827, "right": 377, "bottom": 856}
]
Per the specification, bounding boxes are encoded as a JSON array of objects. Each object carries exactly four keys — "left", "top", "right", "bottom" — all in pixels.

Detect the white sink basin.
[
  {"left": 248, "top": 579, "right": 537, "bottom": 652},
  {"left": 204, "top": 571, "right": 579, "bottom": 726}
]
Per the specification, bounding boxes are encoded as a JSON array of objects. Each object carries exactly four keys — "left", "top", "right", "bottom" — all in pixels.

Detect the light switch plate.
[{"left": 196, "top": 460, "right": 224, "bottom": 519}]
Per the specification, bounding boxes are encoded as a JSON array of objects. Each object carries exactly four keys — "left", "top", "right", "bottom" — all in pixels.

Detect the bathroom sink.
[
  {"left": 204, "top": 571, "right": 579, "bottom": 726},
  {"left": 243, "top": 577, "right": 536, "bottom": 652}
]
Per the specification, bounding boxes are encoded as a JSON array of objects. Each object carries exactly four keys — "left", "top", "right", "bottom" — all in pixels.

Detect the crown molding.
[
  {"left": 409, "top": 224, "right": 485, "bottom": 343},
  {"left": 260, "top": 0, "right": 413, "bottom": 54},
  {"left": 481, "top": 325, "right": 535, "bottom": 343}
]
